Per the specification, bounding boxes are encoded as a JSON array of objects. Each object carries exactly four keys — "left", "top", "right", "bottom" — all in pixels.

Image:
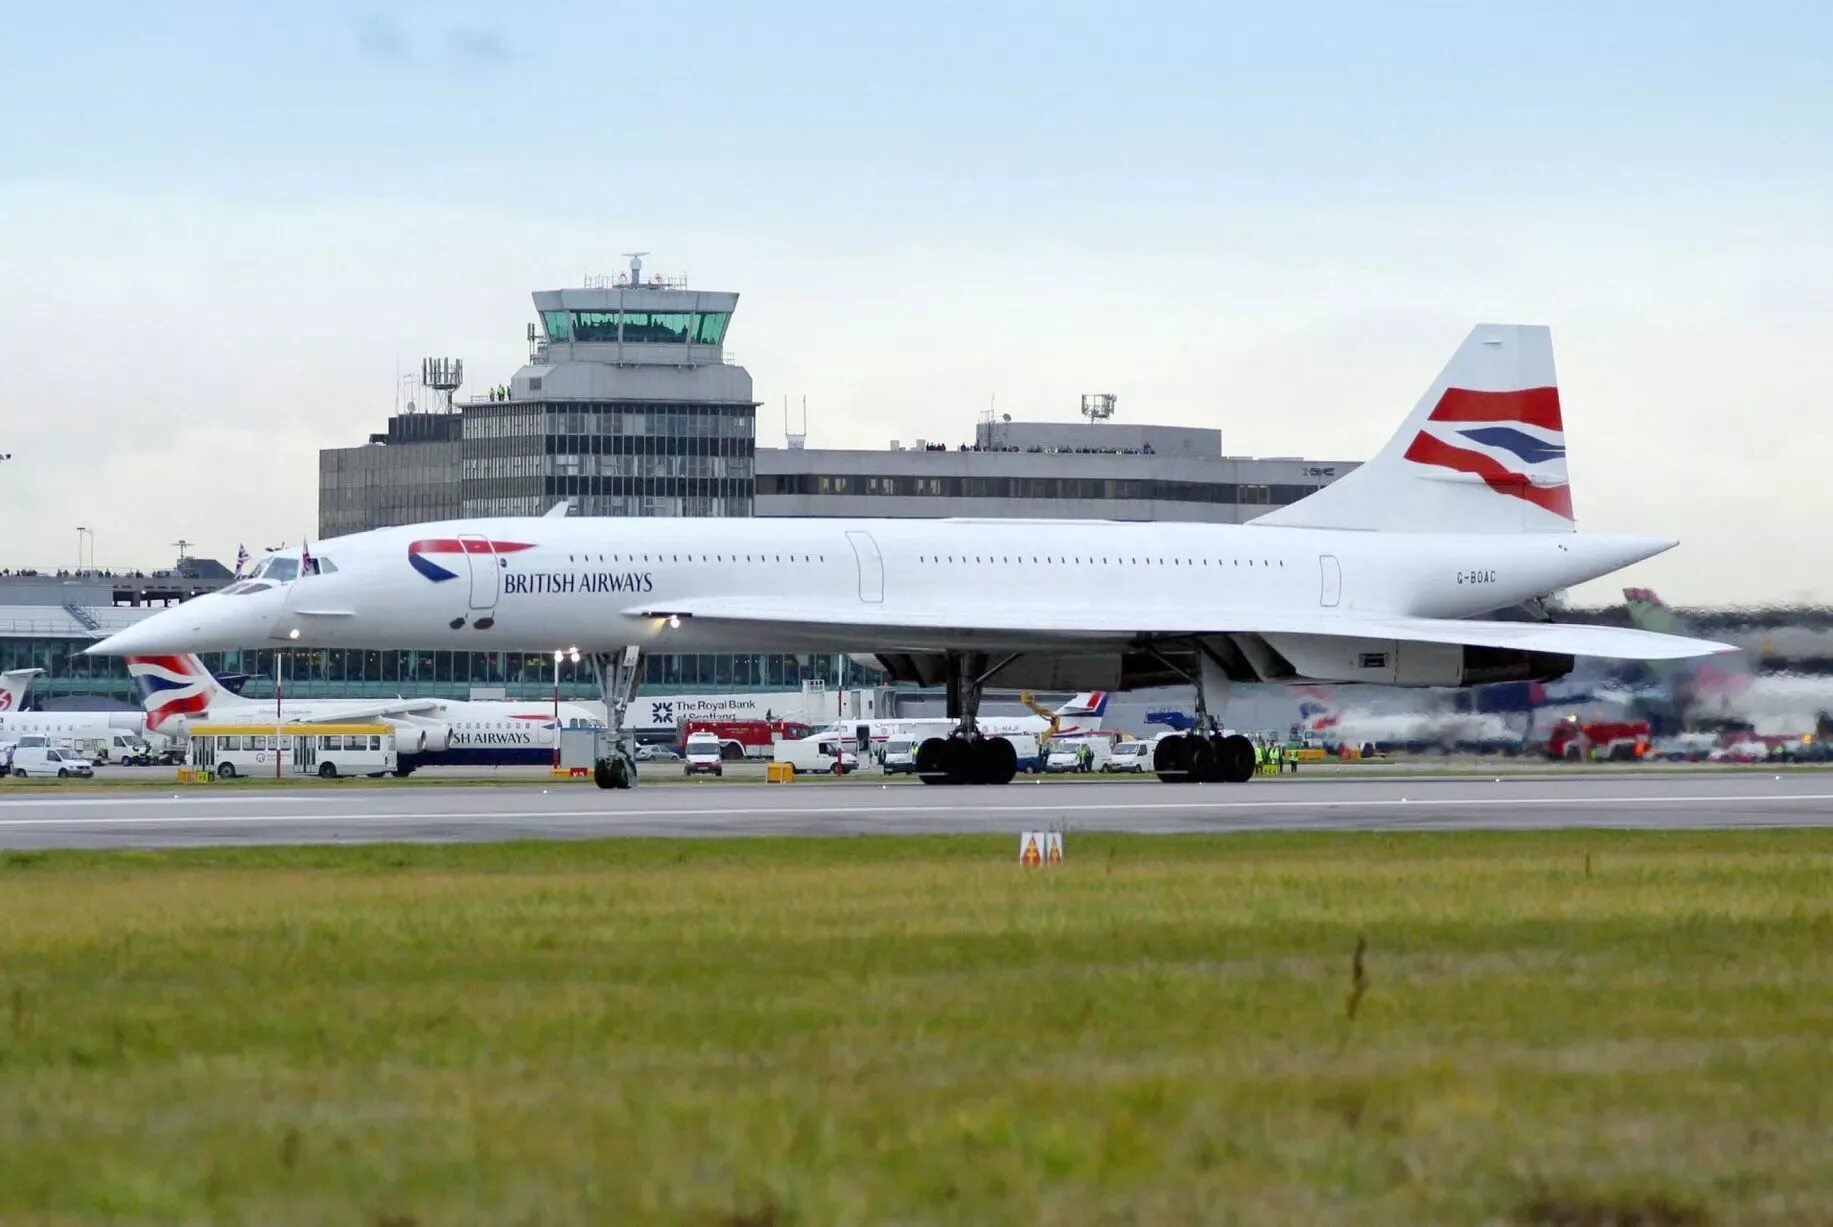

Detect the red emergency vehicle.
[
  {"left": 1546, "top": 719, "right": 1652, "bottom": 762},
  {"left": 677, "top": 718, "right": 818, "bottom": 760}
]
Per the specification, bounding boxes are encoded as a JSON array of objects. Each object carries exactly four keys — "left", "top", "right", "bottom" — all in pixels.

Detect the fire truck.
[
  {"left": 1545, "top": 718, "right": 1652, "bottom": 762},
  {"left": 677, "top": 718, "right": 819, "bottom": 760}
]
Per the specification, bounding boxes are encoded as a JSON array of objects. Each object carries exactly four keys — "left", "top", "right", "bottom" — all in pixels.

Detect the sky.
[{"left": 2, "top": 1, "right": 1830, "bottom": 606}]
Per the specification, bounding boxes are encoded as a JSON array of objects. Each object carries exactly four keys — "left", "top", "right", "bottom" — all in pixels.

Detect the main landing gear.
[
  {"left": 915, "top": 651, "right": 1020, "bottom": 785},
  {"left": 591, "top": 646, "right": 642, "bottom": 791},
  {"left": 1152, "top": 638, "right": 1257, "bottom": 784}
]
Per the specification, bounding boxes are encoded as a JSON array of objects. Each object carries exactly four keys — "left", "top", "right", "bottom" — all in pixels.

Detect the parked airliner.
[
  {"left": 0, "top": 668, "right": 161, "bottom": 755},
  {"left": 125, "top": 654, "right": 603, "bottom": 775},
  {"left": 0, "top": 669, "right": 40, "bottom": 713},
  {"left": 93, "top": 325, "right": 1731, "bottom": 789}
]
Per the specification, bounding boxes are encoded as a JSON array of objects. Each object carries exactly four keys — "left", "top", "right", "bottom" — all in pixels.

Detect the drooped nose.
[{"left": 87, "top": 591, "right": 279, "bottom": 656}]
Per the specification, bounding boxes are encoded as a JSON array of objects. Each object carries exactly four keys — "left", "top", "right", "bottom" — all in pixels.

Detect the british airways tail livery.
[
  {"left": 125, "top": 653, "right": 603, "bottom": 775},
  {"left": 0, "top": 668, "right": 43, "bottom": 714},
  {"left": 92, "top": 325, "right": 1730, "bottom": 790}
]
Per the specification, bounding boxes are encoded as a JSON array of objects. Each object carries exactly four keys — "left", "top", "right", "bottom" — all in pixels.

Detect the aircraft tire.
[
  {"left": 1186, "top": 735, "right": 1220, "bottom": 783},
  {"left": 1220, "top": 734, "right": 1257, "bottom": 783},
  {"left": 1153, "top": 733, "right": 1194, "bottom": 783},
  {"left": 915, "top": 736, "right": 955, "bottom": 785},
  {"left": 594, "top": 758, "right": 616, "bottom": 789},
  {"left": 975, "top": 736, "right": 1018, "bottom": 786}
]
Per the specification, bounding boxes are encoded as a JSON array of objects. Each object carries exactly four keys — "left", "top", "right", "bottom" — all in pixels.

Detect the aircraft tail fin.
[
  {"left": 0, "top": 668, "right": 44, "bottom": 713},
  {"left": 1058, "top": 691, "right": 1110, "bottom": 725},
  {"left": 1624, "top": 588, "right": 1753, "bottom": 696},
  {"left": 1253, "top": 324, "right": 1574, "bottom": 534},
  {"left": 126, "top": 654, "right": 231, "bottom": 732}
]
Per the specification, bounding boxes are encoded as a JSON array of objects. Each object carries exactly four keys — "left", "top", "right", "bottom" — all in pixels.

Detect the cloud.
[
  {"left": 355, "top": 15, "right": 411, "bottom": 60},
  {"left": 445, "top": 25, "right": 511, "bottom": 64}
]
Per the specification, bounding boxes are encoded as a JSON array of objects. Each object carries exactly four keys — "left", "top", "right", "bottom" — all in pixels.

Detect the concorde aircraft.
[{"left": 91, "top": 325, "right": 1732, "bottom": 790}]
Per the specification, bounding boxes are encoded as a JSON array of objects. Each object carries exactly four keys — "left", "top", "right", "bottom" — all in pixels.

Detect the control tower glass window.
[
  {"left": 693, "top": 312, "right": 729, "bottom": 344},
  {"left": 573, "top": 311, "right": 620, "bottom": 343},
  {"left": 541, "top": 310, "right": 573, "bottom": 342},
  {"left": 622, "top": 312, "right": 694, "bottom": 343}
]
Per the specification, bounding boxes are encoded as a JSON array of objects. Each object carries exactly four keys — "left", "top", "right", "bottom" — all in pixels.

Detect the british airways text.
[{"left": 504, "top": 571, "right": 655, "bottom": 596}]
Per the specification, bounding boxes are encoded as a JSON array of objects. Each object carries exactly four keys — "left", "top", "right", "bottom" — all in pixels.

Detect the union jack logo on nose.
[{"left": 407, "top": 538, "right": 536, "bottom": 582}]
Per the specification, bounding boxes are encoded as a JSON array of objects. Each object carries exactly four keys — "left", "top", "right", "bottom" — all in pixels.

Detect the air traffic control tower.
[{"left": 320, "top": 255, "right": 759, "bottom": 535}]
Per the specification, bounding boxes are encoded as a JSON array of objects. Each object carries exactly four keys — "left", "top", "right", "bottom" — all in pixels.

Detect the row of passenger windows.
[
  {"left": 560, "top": 552, "right": 1279, "bottom": 568},
  {"left": 565, "top": 553, "right": 827, "bottom": 564},
  {"left": 916, "top": 555, "right": 1285, "bottom": 568}
]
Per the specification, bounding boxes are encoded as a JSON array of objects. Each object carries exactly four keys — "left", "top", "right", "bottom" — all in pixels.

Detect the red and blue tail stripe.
[{"left": 1402, "top": 386, "right": 1573, "bottom": 519}]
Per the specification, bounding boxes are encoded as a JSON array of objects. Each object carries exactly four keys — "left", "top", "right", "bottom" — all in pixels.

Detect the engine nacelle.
[
  {"left": 1264, "top": 634, "right": 1573, "bottom": 688},
  {"left": 385, "top": 719, "right": 450, "bottom": 754}
]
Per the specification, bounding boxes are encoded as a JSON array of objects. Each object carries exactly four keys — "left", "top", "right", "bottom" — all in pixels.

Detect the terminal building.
[{"left": 757, "top": 395, "right": 1353, "bottom": 522}]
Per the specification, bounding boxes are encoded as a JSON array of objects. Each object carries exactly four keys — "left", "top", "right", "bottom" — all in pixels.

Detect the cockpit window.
[
  {"left": 247, "top": 557, "right": 299, "bottom": 582},
  {"left": 315, "top": 557, "right": 337, "bottom": 574},
  {"left": 219, "top": 580, "right": 277, "bottom": 597}
]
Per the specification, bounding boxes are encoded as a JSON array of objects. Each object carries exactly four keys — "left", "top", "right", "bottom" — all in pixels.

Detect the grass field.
[{"left": 0, "top": 832, "right": 1829, "bottom": 1225}]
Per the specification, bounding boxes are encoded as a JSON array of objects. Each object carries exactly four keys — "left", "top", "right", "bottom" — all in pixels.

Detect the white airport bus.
[{"left": 187, "top": 722, "right": 396, "bottom": 780}]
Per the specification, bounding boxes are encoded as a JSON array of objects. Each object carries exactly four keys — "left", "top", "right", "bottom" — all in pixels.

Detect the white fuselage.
[
  {"left": 0, "top": 710, "right": 153, "bottom": 746},
  {"left": 95, "top": 517, "right": 1670, "bottom": 657}
]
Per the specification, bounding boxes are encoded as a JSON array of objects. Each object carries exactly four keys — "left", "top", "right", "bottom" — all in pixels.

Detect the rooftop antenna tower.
[
  {"left": 622, "top": 250, "right": 650, "bottom": 286},
  {"left": 421, "top": 358, "right": 464, "bottom": 413},
  {"left": 1080, "top": 393, "right": 1117, "bottom": 423}
]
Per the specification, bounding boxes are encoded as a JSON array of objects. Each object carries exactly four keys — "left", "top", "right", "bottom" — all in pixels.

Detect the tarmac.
[{"left": 0, "top": 770, "right": 1830, "bottom": 849}]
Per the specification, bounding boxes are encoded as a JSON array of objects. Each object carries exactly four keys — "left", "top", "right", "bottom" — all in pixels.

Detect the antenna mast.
[{"left": 421, "top": 358, "right": 464, "bottom": 413}]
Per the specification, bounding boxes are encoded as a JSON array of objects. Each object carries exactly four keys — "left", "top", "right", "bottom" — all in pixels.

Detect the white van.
[
  {"left": 1102, "top": 741, "right": 1152, "bottom": 773},
  {"left": 11, "top": 745, "right": 95, "bottom": 779},
  {"left": 684, "top": 730, "right": 725, "bottom": 777},
  {"left": 1044, "top": 738, "right": 1108, "bottom": 773},
  {"left": 773, "top": 735, "right": 859, "bottom": 775},
  {"left": 882, "top": 737, "right": 917, "bottom": 775},
  {"left": 77, "top": 732, "right": 155, "bottom": 765}
]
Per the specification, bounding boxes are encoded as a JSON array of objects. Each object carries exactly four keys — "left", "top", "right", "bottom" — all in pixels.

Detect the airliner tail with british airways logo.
[{"left": 1254, "top": 324, "right": 1572, "bottom": 534}]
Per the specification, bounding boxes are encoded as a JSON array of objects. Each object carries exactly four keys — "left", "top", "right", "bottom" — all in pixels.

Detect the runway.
[{"left": 1, "top": 772, "right": 1831, "bottom": 849}]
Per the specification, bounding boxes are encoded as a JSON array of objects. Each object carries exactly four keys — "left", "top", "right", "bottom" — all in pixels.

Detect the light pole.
[
  {"left": 75, "top": 526, "right": 89, "bottom": 574},
  {"left": 552, "top": 647, "right": 579, "bottom": 769}
]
